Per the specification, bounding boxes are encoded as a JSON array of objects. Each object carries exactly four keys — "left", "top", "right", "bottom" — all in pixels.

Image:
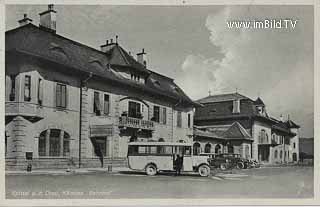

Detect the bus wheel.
[
  {"left": 198, "top": 165, "right": 210, "bottom": 177},
  {"left": 145, "top": 164, "right": 157, "bottom": 176}
]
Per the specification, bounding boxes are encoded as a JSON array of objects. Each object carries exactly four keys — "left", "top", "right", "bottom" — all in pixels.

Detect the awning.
[{"left": 90, "top": 125, "right": 113, "bottom": 137}]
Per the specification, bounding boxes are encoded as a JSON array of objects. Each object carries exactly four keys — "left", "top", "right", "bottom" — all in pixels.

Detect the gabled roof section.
[
  {"left": 223, "top": 122, "right": 251, "bottom": 139},
  {"left": 108, "top": 44, "right": 150, "bottom": 75},
  {"left": 255, "top": 97, "right": 265, "bottom": 106},
  {"left": 6, "top": 24, "right": 198, "bottom": 107},
  {"left": 197, "top": 92, "right": 251, "bottom": 104},
  {"left": 194, "top": 122, "right": 252, "bottom": 141},
  {"left": 286, "top": 119, "right": 300, "bottom": 129}
]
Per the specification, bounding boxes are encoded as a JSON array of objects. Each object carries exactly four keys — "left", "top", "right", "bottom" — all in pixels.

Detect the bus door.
[{"left": 182, "top": 146, "right": 193, "bottom": 171}]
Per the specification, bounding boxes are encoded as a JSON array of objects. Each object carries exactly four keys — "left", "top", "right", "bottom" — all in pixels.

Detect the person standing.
[{"left": 175, "top": 154, "right": 183, "bottom": 176}]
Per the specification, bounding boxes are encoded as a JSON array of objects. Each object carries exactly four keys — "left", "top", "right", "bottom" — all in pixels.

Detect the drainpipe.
[{"left": 79, "top": 72, "right": 93, "bottom": 168}]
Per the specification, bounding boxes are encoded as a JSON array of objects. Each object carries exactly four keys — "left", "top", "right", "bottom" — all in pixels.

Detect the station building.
[
  {"left": 5, "top": 5, "right": 198, "bottom": 170},
  {"left": 194, "top": 93, "right": 300, "bottom": 164}
]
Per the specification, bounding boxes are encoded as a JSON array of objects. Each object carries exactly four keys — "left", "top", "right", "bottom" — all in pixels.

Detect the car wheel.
[
  {"left": 237, "top": 162, "right": 244, "bottom": 169},
  {"left": 145, "top": 164, "right": 157, "bottom": 176},
  {"left": 198, "top": 165, "right": 210, "bottom": 177},
  {"left": 220, "top": 163, "right": 228, "bottom": 171}
]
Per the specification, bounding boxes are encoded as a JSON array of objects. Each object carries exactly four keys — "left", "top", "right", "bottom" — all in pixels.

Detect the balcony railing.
[{"left": 119, "top": 116, "right": 155, "bottom": 131}]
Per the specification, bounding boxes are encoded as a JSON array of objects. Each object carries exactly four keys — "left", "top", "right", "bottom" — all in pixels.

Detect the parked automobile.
[
  {"left": 248, "top": 159, "right": 260, "bottom": 168},
  {"left": 209, "top": 153, "right": 249, "bottom": 170}
]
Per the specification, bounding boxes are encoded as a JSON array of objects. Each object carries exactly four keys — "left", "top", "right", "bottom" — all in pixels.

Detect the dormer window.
[
  {"left": 257, "top": 106, "right": 265, "bottom": 115},
  {"left": 232, "top": 99, "right": 240, "bottom": 113},
  {"left": 130, "top": 73, "right": 144, "bottom": 84}
]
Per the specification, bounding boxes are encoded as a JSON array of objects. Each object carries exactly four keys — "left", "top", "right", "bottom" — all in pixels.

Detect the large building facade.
[
  {"left": 194, "top": 93, "right": 300, "bottom": 164},
  {"left": 5, "top": 6, "right": 197, "bottom": 170}
]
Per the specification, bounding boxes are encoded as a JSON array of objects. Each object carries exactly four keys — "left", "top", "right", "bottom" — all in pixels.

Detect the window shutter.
[
  {"left": 38, "top": 79, "right": 43, "bottom": 104},
  {"left": 56, "top": 84, "right": 61, "bottom": 107},
  {"left": 61, "top": 85, "right": 66, "bottom": 108}
]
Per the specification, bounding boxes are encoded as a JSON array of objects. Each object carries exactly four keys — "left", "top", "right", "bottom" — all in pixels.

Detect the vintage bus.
[{"left": 127, "top": 142, "right": 211, "bottom": 176}]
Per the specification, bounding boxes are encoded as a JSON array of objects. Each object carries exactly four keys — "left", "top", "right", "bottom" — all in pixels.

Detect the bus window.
[
  {"left": 128, "top": 145, "right": 139, "bottom": 155},
  {"left": 138, "top": 146, "right": 148, "bottom": 154},
  {"left": 184, "top": 146, "right": 191, "bottom": 156},
  {"left": 149, "top": 146, "right": 157, "bottom": 154}
]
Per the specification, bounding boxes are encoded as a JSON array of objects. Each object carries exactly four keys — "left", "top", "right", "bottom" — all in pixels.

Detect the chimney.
[
  {"left": 100, "top": 38, "right": 116, "bottom": 53},
  {"left": 39, "top": 4, "right": 57, "bottom": 33},
  {"left": 279, "top": 114, "right": 284, "bottom": 122},
  {"left": 137, "top": 48, "right": 147, "bottom": 67},
  {"left": 18, "top": 14, "right": 33, "bottom": 26}
]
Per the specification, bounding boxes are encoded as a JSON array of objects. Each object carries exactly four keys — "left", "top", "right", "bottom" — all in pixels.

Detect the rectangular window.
[
  {"left": 161, "top": 107, "right": 167, "bottom": 124},
  {"left": 188, "top": 113, "right": 191, "bottom": 128},
  {"left": 128, "top": 101, "right": 141, "bottom": 118},
  {"left": 153, "top": 106, "right": 160, "bottom": 122},
  {"left": 177, "top": 111, "right": 182, "bottom": 128},
  {"left": 103, "top": 94, "right": 110, "bottom": 115},
  {"left": 38, "top": 79, "right": 43, "bottom": 105},
  {"left": 56, "top": 83, "right": 67, "bottom": 108},
  {"left": 9, "top": 75, "right": 16, "bottom": 101},
  {"left": 232, "top": 99, "right": 240, "bottom": 113},
  {"left": 24, "top": 75, "right": 31, "bottom": 101},
  {"left": 93, "top": 91, "right": 101, "bottom": 115}
]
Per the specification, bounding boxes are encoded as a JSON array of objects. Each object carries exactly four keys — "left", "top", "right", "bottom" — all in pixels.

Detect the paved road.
[{"left": 6, "top": 166, "right": 313, "bottom": 199}]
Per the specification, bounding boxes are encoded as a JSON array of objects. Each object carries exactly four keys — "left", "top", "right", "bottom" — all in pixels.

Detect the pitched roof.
[
  {"left": 255, "top": 97, "right": 265, "bottom": 105},
  {"left": 194, "top": 122, "right": 252, "bottom": 141},
  {"left": 286, "top": 119, "right": 300, "bottom": 128},
  {"left": 108, "top": 44, "right": 150, "bottom": 74},
  {"left": 196, "top": 93, "right": 251, "bottom": 104},
  {"left": 223, "top": 122, "right": 251, "bottom": 139},
  {"left": 5, "top": 24, "right": 198, "bottom": 107},
  {"left": 272, "top": 122, "right": 296, "bottom": 136}
]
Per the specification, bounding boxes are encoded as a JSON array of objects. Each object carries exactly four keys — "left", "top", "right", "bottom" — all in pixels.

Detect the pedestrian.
[{"left": 175, "top": 154, "right": 183, "bottom": 176}]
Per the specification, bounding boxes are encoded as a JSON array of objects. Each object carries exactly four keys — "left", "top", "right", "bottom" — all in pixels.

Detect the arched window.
[
  {"left": 274, "top": 150, "right": 278, "bottom": 159},
  {"left": 280, "top": 150, "right": 283, "bottom": 159},
  {"left": 215, "top": 144, "right": 222, "bottom": 154},
  {"left": 193, "top": 142, "right": 201, "bottom": 155},
  {"left": 38, "top": 129, "right": 70, "bottom": 157},
  {"left": 204, "top": 143, "right": 211, "bottom": 153}
]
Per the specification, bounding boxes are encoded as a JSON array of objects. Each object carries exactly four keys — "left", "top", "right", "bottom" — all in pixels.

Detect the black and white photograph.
[{"left": 2, "top": 1, "right": 317, "bottom": 205}]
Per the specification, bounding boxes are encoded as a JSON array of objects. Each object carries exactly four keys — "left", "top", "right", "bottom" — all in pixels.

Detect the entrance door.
[
  {"left": 293, "top": 153, "right": 297, "bottom": 162},
  {"left": 258, "top": 145, "right": 269, "bottom": 162}
]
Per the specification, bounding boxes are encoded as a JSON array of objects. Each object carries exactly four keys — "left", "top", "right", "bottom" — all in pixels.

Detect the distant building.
[
  {"left": 194, "top": 93, "right": 300, "bottom": 164},
  {"left": 5, "top": 5, "right": 198, "bottom": 170},
  {"left": 299, "top": 138, "right": 314, "bottom": 162}
]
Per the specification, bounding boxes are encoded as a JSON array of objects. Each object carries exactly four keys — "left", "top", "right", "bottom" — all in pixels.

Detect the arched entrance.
[
  {"left": 193, "top": 143, "right": 201, "bottom": 155},
  {"left": 215, "top": 144, "right": 222, "bottom": 154},
  {"left": 204, "top": 143, "right": 211, "bottom": 153}
]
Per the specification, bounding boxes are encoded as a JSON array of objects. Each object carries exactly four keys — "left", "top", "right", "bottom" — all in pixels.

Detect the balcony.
[
  {"left": 119, "top": 116, "right": 155, "bottom": 131},
  {"left": 5, "top": 102, "right": 44, "bottom": 123}
]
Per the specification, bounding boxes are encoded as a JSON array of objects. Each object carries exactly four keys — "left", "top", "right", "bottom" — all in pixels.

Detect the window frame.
[
  {"left": 177, "top": 111, "right": 182, "bottom": 128},
  {"left": 56, "top": 82, "right": 67, "bottom": 108},
  {"left": 153, "top": 105, "right": 160, "bottom": 123},
  {"left": 103, "top": 94, "right": 110, "bottom": 115},
  {"left": 24, "top": 75, "right": 31, "bottom": 102}
]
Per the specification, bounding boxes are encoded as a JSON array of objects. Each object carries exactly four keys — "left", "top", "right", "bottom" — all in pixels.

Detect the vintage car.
[{"left": 209, "top": 153, "right": 249, "bottom": 170}]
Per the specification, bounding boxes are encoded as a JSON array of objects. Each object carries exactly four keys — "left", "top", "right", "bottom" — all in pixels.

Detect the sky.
[{"left": 5, "top": 5, "right": 314, "bottom": 137}]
